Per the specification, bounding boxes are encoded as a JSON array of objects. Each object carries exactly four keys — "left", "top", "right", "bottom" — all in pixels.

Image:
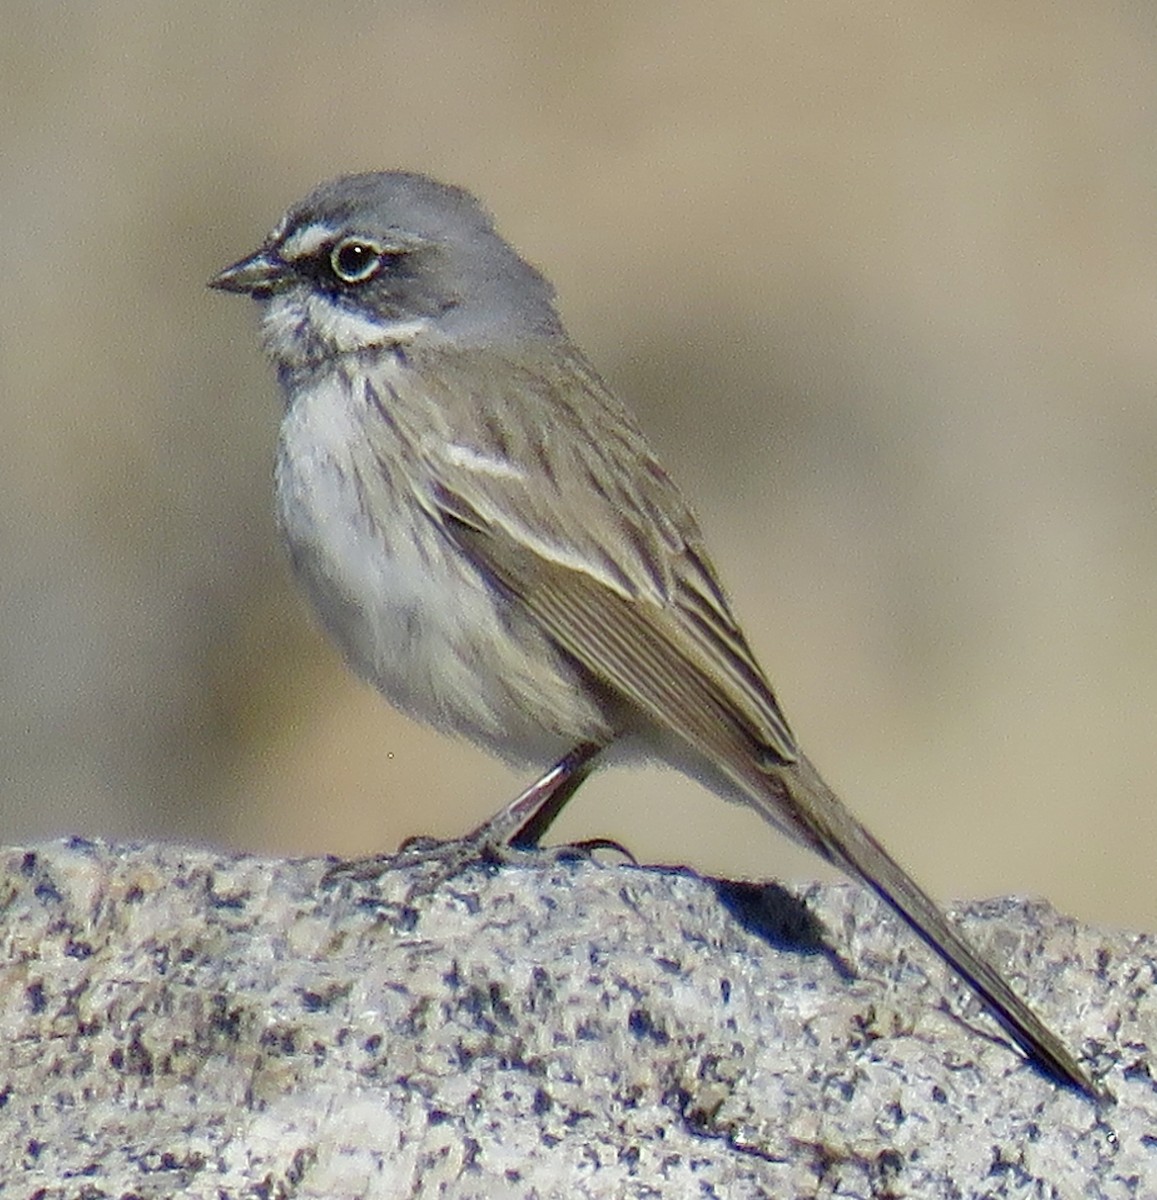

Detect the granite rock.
[{"left": 0, "top": 839, "right": 1150, "bottom": 1198}]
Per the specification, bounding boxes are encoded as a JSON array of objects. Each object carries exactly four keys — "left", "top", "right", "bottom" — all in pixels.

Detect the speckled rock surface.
[{"left": 0, "top": 839, "right": 1150, "bottom": 1197}]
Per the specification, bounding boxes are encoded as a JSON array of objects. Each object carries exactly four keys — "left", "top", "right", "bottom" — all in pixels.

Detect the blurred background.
[{"left": 3, "top": 1, "right": 1156, "bottom": 931}]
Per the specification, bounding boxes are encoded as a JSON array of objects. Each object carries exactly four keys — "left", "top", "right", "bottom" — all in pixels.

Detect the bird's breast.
[{"left": 271, "top": 365, "right": 611, "bottom": 762}]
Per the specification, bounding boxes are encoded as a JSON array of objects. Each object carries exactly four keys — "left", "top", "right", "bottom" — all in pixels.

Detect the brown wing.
[
  {"left": 431, "top": 481, "right": 797, "bottom": 785},
  {"left": 380, "top": 341, "right": 800, "bottom": 766}
]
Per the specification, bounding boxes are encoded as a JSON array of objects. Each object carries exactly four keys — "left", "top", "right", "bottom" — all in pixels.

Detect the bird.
[{"left": 209, "top": 170, "right": 1101, "bottom": 1099}]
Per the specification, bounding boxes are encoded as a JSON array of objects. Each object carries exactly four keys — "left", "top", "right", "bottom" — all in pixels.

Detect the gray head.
[{"left": 209, "top": 172, "right": 564, "bottom": 369}]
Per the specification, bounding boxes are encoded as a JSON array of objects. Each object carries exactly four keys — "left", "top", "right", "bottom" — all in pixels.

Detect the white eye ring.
[{"left": 330, "top": 237, "right": 386, "bottom": 283}]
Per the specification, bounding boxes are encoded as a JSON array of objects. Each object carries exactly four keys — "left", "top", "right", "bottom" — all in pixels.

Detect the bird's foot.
[
  {"left": 323, "top": 742, "right": 619, "bottom": 896},
  {"left": 322, "top": 828, "right": 635, "bottom": 900}
]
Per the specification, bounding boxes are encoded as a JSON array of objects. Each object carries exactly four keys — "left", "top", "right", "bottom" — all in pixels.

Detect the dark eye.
[{"left": 330, "top": 238, "right": 386, "bottom": 283}]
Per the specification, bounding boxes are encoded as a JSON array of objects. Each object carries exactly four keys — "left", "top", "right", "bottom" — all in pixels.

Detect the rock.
[{"left": 0, "top": 839, "right": 1149, "bottom": 1197}]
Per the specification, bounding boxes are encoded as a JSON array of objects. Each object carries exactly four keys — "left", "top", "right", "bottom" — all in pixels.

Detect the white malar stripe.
[
  {"left": 305, "top": 295, "right": 431, "bottom": 352},
  {"left": 443, "top": 443, "right": 527, "bottom": 480}
]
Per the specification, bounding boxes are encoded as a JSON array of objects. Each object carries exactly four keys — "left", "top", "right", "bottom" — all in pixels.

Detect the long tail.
[{"left": 752, "top": 753, "right": 1106, "bottom": 1100}]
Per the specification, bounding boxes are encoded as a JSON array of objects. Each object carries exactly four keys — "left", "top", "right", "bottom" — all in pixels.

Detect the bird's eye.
[{"left": 330, "top": 238, "right": 386, "bottom": 284}]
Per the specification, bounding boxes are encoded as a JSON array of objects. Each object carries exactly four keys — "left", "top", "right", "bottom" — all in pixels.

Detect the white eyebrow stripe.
[
  {"left": 280, "top": 222, "right": 341, "bottom": 261},
  {"left": 442, "top": 444, "right": 527, "bottom": 480}
]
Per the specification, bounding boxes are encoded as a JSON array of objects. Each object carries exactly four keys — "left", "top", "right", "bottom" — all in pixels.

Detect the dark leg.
[
  {"left": 323, "top": 741, "right": 606, "bottom": 887},
  {"left": 500, "top": 741, "right": 603, "bottom": 848}
]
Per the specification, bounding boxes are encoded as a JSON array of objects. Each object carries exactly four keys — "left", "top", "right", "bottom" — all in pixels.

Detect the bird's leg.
[
  {"left": 506, "top": 742, "right": 636, "bottom": 861},
  {"left": 322, "top": 741, "right": 606, "bottom": 887},
  {"left": 505, "top": 740, "right": 603, "bottom": 847}
]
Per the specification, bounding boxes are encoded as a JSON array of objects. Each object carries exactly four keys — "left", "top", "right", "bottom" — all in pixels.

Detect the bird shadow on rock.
[
  {"left": 707, "top": 876, "right": 856, "bottom": 982},
  {"left": 611, "top": 854, "right": 856, "bottom": 983}
]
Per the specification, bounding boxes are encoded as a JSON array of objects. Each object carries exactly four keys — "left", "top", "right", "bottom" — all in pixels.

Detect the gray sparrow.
[{"left": 210, "top": 171, "right": 1099, "bottom": 1098}]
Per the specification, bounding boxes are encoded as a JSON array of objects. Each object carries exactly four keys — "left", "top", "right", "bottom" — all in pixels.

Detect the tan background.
[{"left": 3, "top": 2, "right": 1155, "bottom": 931}]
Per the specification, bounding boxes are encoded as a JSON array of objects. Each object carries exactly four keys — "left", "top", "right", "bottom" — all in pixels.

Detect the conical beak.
[{"left": 208, "top": 249, "right": 287, "bottom": 296}]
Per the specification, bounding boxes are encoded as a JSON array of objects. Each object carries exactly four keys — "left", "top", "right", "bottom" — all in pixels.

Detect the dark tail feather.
[{"left": 758, "top": 754, "right": 1106, "bottom": 1101}]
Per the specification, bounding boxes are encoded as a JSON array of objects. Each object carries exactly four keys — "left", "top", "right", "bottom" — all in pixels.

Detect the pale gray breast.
[{"left": 272, "top": 364, "right": 613, "bottom": 764}]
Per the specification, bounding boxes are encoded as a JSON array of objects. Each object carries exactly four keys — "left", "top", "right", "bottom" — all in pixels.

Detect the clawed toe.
[
  {"left": 321, "top": 835, "right": 465, "bottom": 887},
  {"left": 321, "top": 832, "right": 538, "bottom": 895},
  {"left": 321, "top": 828, "right": 630, "bottom": 900}
]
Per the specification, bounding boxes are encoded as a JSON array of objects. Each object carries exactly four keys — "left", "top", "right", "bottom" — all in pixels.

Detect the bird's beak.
[{"left": 208, "top": 249, "right": 287, "bottom": 296}]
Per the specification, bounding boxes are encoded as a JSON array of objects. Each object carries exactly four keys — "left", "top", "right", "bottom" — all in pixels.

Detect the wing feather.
[{"left": 379, "top": 341, "right": 799, "bottom": 764}]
